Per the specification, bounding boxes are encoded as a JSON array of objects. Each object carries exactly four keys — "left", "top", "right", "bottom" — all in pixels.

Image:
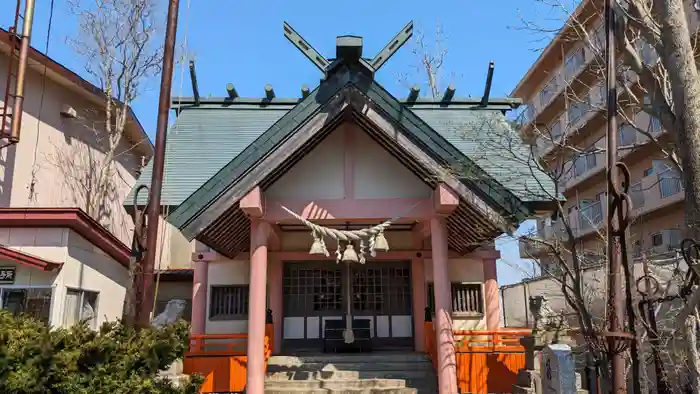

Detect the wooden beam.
[
  {"left": 268, "top": 223, "right": 283, "bottom": 251},
  {"left": 240, "top": 186, "right": 264, "bottom": 218},
  {"left": 264, "top": 197, "right": 433, "bottom": 222},
  {"left": 433, "top": 183, "right": 459, "bottom": 215},
  {"left": 412, "top": 220, "right": 431, "bottom": 243}
]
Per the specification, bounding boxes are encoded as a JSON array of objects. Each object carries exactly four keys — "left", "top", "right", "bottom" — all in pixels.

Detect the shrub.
[{"left": 0, "top": 310, "right": 203, "bottom": 394}]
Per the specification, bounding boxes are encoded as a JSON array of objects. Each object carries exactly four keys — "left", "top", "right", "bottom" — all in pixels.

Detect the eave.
[
  {"left": 0, "top": 208, "right": 131, "bottom": 267},
  {"left": 0, "top": 246, "right": 63, "bottom": 272}
]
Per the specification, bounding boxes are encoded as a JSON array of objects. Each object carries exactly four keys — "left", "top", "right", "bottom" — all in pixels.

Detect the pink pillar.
[
  {"left": 483, "top": 257, "right": 501, "bottom": 330},
  {"left": 247, "top": 220, "right": 270, "bottom": 394},
  {"left": 268, "top": 258, "right": 283, "bottom": 354},
  {"left": 191, "top": 260, "right": 208, "bottom": 335},
  {"left": 411, "top": 233, "right": 426, "bottom": 352},
  {"left": 430, "top": 216, "right": 458, "bottom": 394}
]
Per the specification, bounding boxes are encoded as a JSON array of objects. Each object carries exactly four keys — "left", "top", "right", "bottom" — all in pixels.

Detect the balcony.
[{"left": 518, "top": 219, "right": 564, "bottom": 259}]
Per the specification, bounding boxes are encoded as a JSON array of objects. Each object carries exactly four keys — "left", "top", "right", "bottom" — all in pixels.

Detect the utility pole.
[
  {"left": 604, "top": 0, "right": 630, "bottom": 391},
  {"left": 136, "top": 0, "right": 180, "bottom": 328}
]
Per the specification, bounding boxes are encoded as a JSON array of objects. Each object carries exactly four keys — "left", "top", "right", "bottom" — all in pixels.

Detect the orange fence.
[
  {"left": 183, "top": 323, "right": 274, "bottom": 393},
  {"left": 424, "top": 323, "right": 530, "bottom": 394}
]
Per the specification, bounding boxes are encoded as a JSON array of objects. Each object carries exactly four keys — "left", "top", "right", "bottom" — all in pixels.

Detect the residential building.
[
  {"left": 126, "top": 27, "right": 553, "bottom": 393},
  {"left": 0, "top": 28, "right": 152, "bottom": 328},
  {"left": 511, "top": 0, "right": 698, "bottom": 274}
]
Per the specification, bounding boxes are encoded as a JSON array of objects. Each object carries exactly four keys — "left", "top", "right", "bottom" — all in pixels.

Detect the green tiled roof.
[
  {"left": 128, "top": 104, "right": 294, "bottom": 206},
  {"left": 128, "top": 96, "right": 555, "bottom": 212},
  {"left": 411, "top": 107, "right": 556, "bottom": 202}
]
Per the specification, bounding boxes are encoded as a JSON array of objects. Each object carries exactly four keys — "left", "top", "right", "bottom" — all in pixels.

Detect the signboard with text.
[{"left": 0, "top": 267, "right": 16, "bottom": 284}]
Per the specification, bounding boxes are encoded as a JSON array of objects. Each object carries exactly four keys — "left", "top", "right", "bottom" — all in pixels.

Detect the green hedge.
[{"left": 0, "top": 310, "right": 203, "bottom": 394}]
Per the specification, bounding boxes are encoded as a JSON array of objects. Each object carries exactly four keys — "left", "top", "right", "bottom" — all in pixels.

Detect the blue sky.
[{"left": 3, "top": 0, "right": 571, "bottom": 285}]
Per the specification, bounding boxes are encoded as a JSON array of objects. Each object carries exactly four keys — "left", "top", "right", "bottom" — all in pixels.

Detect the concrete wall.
[
  {"left": 0, "top": 48, "right": 146, "bottom": 247},
  {"left": 0, "top": 227, "right": 129, "bottom": 328}
]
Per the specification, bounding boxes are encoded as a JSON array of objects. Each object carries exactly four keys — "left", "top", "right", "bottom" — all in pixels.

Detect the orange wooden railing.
[
  {"left": 183, "top": 323, "right": 274, "bottom": 393},
  {"left": 424, "top": 323, "right": 531, "bottom": 394}
]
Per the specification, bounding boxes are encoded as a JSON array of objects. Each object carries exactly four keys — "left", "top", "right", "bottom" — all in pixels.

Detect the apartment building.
[
  {"left": 511, "top": 0, "right": 698, "bottom": 273},
  {"left": 0, "top": 28, "right": 152, "bottom": 327}
]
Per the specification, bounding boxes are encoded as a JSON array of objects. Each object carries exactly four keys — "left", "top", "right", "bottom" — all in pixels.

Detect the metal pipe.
[
  {"left": 604, "top": 0, "right": 626, "bottom": 391},
  {"left": 189, "top": 60, "right": 200, "bottom": 106},
  {"left": 642, "top": 258, "right": 670, "bottom": 394},
  {"left": 9, "top": 0, "right": 37, "bottom": 143},
  {"left": 137, "top": 0, "right": 181, "bottom": 328},
  {"left": 480, "top": 61, "right": 494, "bottom": 106}
]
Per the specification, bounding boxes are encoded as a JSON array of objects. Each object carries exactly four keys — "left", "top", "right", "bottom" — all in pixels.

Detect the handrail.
[
  {"left": 453, "top": 329, "right": 530, "bottom": 353},
  {"left": 185, "top": 323, "right": 275, "bottom": 359}
]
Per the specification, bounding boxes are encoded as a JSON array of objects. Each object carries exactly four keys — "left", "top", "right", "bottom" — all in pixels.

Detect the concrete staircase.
[{"left": 265, "top": 352, "right": 438, "bottom": 394}]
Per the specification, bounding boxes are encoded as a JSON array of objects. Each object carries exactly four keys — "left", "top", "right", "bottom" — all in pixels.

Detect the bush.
[{"left": 0, "top": 310, "right": 203, "bottom": 394}]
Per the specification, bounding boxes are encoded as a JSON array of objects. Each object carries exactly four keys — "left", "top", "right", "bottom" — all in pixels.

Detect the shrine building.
[{"left": 128, "top": 22, "right": 555, "bottom": 394}]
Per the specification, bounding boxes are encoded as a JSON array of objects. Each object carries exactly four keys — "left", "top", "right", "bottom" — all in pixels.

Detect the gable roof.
[
  {"left": 153, "top": 69, "right": 547, "bottom": 246},
  {"left": 128, "top": 96, "right": 555, "bottom": 212}
]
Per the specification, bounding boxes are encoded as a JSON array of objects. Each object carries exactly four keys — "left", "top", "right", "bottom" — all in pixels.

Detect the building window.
[
  {"left": 539, "top": 76, "right": 559, "bottom": 107},
  {"left": 210, "top": 285, "right": 249, "bottom": 320},
  {"left": 1, "top": 287, "right": 52, "bottom": 324},
  {"left": 63, "top": 289, "right": 99, "bottom": 328},
  {"left": 618, "top": 124, "right": 637, "bottom": 146},
  {"left": 427, "top": 282, "right": 484, "bottom": 316},
  {"left": 651, "top": 233, "right": 663, "bottom": 247},
  {"left": 567, "top": 99, "right": 589, "bottom": 125},
  {"left": 564, "top": 47, "right": 586, "bottom": 80}
]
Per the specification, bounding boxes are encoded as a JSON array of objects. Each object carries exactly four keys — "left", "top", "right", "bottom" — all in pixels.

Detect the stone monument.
[{"left": 541, "top": 344, "right": 576, "bottom": 394}]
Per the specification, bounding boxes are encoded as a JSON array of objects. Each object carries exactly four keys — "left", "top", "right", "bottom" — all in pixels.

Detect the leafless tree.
[
  {"left": 51, "top": 0, "right": 163, "bottom": 324},
  {"left": 512, "top": 0, "right": 700, "bottom": 389}
]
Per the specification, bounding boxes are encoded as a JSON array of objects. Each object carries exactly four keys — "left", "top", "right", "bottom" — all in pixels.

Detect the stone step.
[
  {"left": 265, "top": 389, "right": 417, "bottom": 394},
  {"left": 265, "top": 379, "right": 407, "bottom": 391},
  {"left": 268, "top": 353, "right": 430, "bottom": 365},
  {"left": 267, "top": 362, "right": 432, "bottom": 372},
  {"left": 266, "top": 369, "right": 435, "bottom": 381}
]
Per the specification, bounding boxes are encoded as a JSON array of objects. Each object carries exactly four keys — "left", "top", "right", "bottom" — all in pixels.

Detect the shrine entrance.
[{"left": 281, "top": 261, "right": 414, "bottom": 352}]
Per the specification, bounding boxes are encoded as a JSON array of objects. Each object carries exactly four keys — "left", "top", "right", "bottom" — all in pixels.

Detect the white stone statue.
[{"left": 151, "top": 299, "right": 187, "bottom": 328}]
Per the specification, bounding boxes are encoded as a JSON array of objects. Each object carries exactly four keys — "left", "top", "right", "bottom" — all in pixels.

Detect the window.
[
  {"left": 567, "top": 99, "right": 589, "bottom": 125},
  {"left": 564, "top": 47, "right": 586, "bottom": 79},
  {"left": 649, "top": 117, "right": 661, "bottom": 133},
  {"left": 618, "top": 124, "right": 637, "bottom": 146},
  {"left": 63, "top": 289, "right": 98, "bottom": 328},
  {"left": 637, "top": 39, "right": 657, "bottom": 65},
  {"left": 210, "top": 285, "right": 249, "bottom": 320},
  {"left": 651, "top": 233, "right": 663, "bottom": 247},
  {"left": 592, "top": 25, "right": 605, "bottom": 53},
  {"left": 549, "top": 119, "right": 563, "bottom": 140},
  {"left": 1, "top": 287, "right": 52, "bottom": 324},
  {"left": 539, "top": 77, "right": 559, "bottom": 107},
  {"left": 427, "top": 283, "right": 484, "bottom": 315},
  {"left": 573, "top": 152, "right": 597, "bottom": 177}
]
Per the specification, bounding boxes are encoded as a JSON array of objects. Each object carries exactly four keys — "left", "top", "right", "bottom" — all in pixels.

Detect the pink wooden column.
[
  {"left": 267, "top": 258, "right": 283, "bottom": 354},
  {"left": 482, "top": 254, "right": 501, "bottom": 330},
  {"left": 191, "top": 258, "right": 209, "bottom": 335},
  {"left": 246, "top": 219, "right": 270, "bottom": 394},
  {"left": 411, "top": 226, "right": 427, "bottom": 352},
  {"left": 430, "top": 216, "right": 458, "bottom": 394}
]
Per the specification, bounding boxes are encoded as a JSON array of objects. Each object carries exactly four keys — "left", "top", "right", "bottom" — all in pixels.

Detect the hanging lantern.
[
  {"left": 309, "top": 232, "right": 329, "bottom": 256},
  {"left": 373, "top": 231, "right": 389, "bottom": 253},
  {"left": 342, "top": 243, "right": 359, "bottom": 263}
]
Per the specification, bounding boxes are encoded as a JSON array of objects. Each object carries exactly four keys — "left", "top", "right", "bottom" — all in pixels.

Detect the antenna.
[
  {"left": 370, "top": 21, "right": 414, "bottom": 72},
  {"left": 283, "top": 22, "right": 330, "bottom": 73}
]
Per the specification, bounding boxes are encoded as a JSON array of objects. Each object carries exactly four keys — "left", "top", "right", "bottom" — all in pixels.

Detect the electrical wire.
[{"left": 27, "top": 0, "right": 55, "bottom": 204}]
